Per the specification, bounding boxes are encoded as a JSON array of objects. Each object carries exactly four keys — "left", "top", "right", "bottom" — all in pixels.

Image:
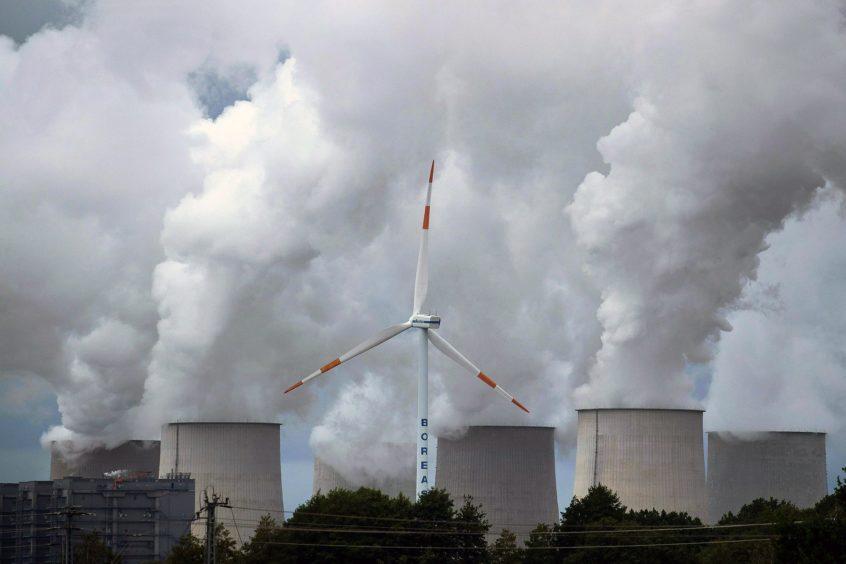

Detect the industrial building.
[
  {"left": 0, "top": 476, "right": 193, "bottom": 564},
  {"left": 573, "top": 408, "right": 706, "bottom": 519},
  {"left": 50, "top": 440, "right": 160, "bottom": 479},
  {"left": 159, "top": 422, "right": 283, "bottom": 544},
  {"left": 313, "top": 451, "right": 415, "bottom": 499},
  {"left": 707, "top": 431, "right": 827, "bottom": 522},
  {"left": 436, "top": 426, "right": 558, "bottom": 541}
]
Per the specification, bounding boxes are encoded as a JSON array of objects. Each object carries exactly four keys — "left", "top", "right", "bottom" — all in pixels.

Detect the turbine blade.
[
  {"left": 412, "top": 161, "right": 435, "bottom": 313},
  {"left": 428, "top": 329, "right": 530, "bottom": 413},
  {"left": 284, "top": 322, "right": 412, "bottom": 393}
]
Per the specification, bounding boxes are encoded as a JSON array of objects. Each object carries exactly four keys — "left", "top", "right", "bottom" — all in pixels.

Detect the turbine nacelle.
[{"left": 410, "top": 314, "right": 441, "bottom": 329}]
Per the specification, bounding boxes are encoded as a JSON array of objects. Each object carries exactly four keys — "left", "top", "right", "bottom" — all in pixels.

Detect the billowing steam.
[
  {"left": 706, "top": 188, "right": 846, "bottom": 479},
  {"left": 567, "top": 1, "right": 846, "bottom": 407},
  {"left": 1, "top": 2, "right": 845, "bottom": 484}
]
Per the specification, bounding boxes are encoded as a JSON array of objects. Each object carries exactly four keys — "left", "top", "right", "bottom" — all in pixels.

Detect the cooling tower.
[
  {"left": 159, "top": 422, "right": 282, "bottom": 544},
  {"left": 573, "top": 408, "right": 706, "bottom": 519},
  {"left": 312, "top": 450, "right": 415, "bottom": 499},
  {"left": 707, "top": 431, "right": 827, "bottom": 522},
  {"left": 50, "top": 440, "right": 160, "bottom": 479},
  {"left": 436, "top": 426, "right": 558, "bottom": 541}
]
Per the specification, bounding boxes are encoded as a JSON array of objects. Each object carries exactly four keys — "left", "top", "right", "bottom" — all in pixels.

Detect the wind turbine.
[{"left": 284, "top": 161, "right": 529, "bottom": 498}]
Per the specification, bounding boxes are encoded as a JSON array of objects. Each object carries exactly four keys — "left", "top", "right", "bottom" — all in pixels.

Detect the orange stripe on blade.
[
  {"left": 512, "top": 398, "right": 530, "bottom": 413},
  {"left": 284, "top": 381, "right": 303, "bottom": 394},
  {"left": 320, "top": 358, "right": 341, "bottom": 373},
  {"left": 429, "top": 160, "right": 435, "bottom": 183},
  {"left": 422, "top": 206, "right": 430, "bottom": 229},
  {"left": 477, "top": 371, "right": 496, "bottom": 388}
]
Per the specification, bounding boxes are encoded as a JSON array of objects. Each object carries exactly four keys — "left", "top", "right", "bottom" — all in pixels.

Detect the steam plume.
[{"left": 0, "top": 3, "right": 843, "bottom": 484}]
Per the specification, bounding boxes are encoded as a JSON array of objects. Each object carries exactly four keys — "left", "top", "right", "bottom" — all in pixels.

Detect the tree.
[
  {"left": 561, "top": 485, "right": 627, "bottom": 526},
  {"left": 523, "top": 523, "right": 556, "bottom": 564},
  {"left": 272, "top": 487, "right": 415, "bottom": 563},
  {"left": 815, "top": 465, "right": 846, "bottom": 519},
  {"left": 700, "top": 497, "right": 811, "bottom": 564},
  {"left": 73, "top": 531, "right": 120, "bottom": 564},
  {"left": 772, "top": 466, "right": 846, "bottom": 563},
  {"left": 717, "top": 497, "right": 808, "bottom": 525},
  {"left": 534, "top": 484, "right": 702, "bottom": 563},
  {"left": 451, "top": 495, "right": 491, "bottom": 564},
  {"left": 490, "top": 529, "right": 523, "bottom": 564},
  {"left": 700, "top": 469, "right": 846, "bottom": 564},
  {"left": 213, "top": 524, "right": 240, "bottom": 564},
  {"left": 239, "top": 514, "right": 282, "bottom": 563},
  {"left": 238, "top": 487, "right": 490, "bottom": 563},
  {"left": 164, "top": 533, "right": 203, "bottom": 564},
  {"left": 165, "top": 525, "right": 240, "bottom": 564}
]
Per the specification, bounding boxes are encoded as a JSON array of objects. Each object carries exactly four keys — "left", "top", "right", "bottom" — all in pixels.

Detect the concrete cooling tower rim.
[
  {"left": 707, "top": 430, "right": 825, "bottom": 435},
  {"left": 576, "top": 408, "right": 705, "bottom": 412},
  {"left": 447, "top": 425, "right": 556, "bottom": 429},
  {"left": 165, "top": 421, "right": 281, "bottom": 425}
]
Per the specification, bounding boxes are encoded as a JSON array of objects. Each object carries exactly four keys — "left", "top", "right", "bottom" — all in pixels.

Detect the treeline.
[{"left": 160, "top": 466, "right": 846, "bottom": 564}]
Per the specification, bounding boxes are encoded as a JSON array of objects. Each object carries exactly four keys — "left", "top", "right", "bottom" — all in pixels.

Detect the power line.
[
  {"left": 224, "top": 505, "right": 798, "bottom": 533},
  {"left": 243, "top": 537, "right": 773, "bottom": 550},
  {"left": 190, "top": 514, "right": 788, "bottom": 540},
  {"left": 219, "top": 520, "right": 776, "bottom": 538},
  {"left": 228, "top": 507, "right": 243, "bottom": 546}
]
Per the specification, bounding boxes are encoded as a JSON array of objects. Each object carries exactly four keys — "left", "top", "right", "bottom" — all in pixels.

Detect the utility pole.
[
  {"left": 49, "top": 505, "right": 92, "bottom": 564},
  {"left": 197, "top": 490, "right": 230, "bottom": 564}
]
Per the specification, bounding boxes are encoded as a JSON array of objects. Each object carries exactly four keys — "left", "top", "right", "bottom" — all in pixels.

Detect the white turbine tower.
[{"left": 284, "top": 161, "right": 529, "bottom": 497}]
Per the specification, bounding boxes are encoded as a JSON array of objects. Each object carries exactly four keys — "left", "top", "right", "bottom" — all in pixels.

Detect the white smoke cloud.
[
  {"left": 0, "top": 1, "right": 844, "bottom": 484},
  {"left": 311, "top": 371, "right": 416, "bottom": 484},
  {"left": 568, "top": 2, "right": 846, "bottom": 408},
  {"left": 706, "top": 188, "right": 846, "bottom": 482}
]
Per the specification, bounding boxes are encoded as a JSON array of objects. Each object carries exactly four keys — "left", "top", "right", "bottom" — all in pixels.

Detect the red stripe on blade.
[
  {"left": 422, "top": 206, "right": 430, "bottom": 229},
  {"left": 284, "top": 381, "right": 303, "bottom": 394},
  {"left": 429, "top": 160, "right": 435, "bottom": 183},
  {"left": 477, "top": 371, "right": 496, "bottom": 388},
  {"left": 512, "top": 398, "right": 530, "bottom": 413},
  {"left": 320, "top": 358, "right": 341, "bottom": 373}
]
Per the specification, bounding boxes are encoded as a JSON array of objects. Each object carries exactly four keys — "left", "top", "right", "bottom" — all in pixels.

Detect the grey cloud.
[
  {"left": 188, "top": 63, "right": 258, "bottom": 119},
  {"left": 0, "top": 0, "right": 84, "bottom": 45}
]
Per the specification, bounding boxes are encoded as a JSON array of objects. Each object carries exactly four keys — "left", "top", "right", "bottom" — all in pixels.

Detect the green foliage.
[
  {"left": 815, "top": 466, "right": 846, "bottom": 519},
  {"left": 213, "top": 524, "right": 240, "bottom": 564},
  {"left": 164, "top": 533, "right": 203, "bottom": 564},
  {"left": 523, "top": 523, "right": 556, "bottom": 564},
  {"left": 490, "top": 529, "right": 524, "bottom": 564},
  {"left": 774, "top": 516, "right": 846, "bottom": 563},
  {"left": 73, "top": 531, "right": 120, "bottom": 564},
  {"left": 238, "top": 514, "right": 281, "bottom": 563},
  {"left": 698, "top": 498, "right": 786, "bottom": 564},
  {"left": 626, "top": 508, "right": 700, "bottom": 527},
  {"left": 771, "top": 466, "right": 846, "bottom": 563},
  {"left": 164, "top": 524, "right": 238, "bottom": 564},
  {"left": 561, "top": 485, "right": 627, "bottom": 526},
  {"left": 550, "top": 484, "right": 701, "bottom": 563},
  {"left": 448, "top": 495, "right": 492, "bottom": 564},
  {"left": 717, "top": 497, "right": 810, "bottom": 525},
  {"left": 162, "top": 467, "right": 846, "bottom": 564},
  {"left": 237, "top": 487, "right": 490, "bottom": 564}
]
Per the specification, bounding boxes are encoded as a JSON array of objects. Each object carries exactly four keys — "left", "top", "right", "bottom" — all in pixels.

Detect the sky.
[{"left": 1, "top": 0, "right": 846, "bottom": 512}]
